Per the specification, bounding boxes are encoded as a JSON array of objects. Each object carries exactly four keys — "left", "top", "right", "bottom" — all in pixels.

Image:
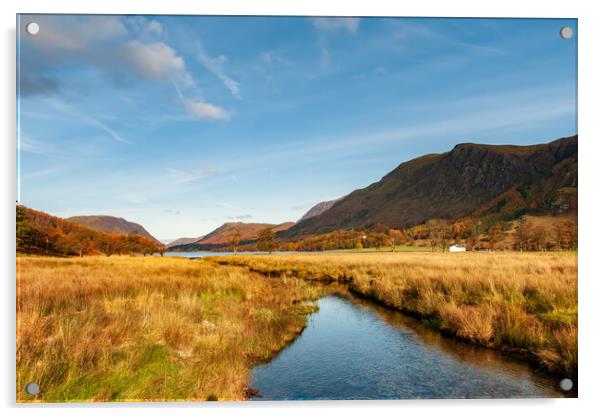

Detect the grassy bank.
[
  {"left": 17, "top": 256, "right": 320, "bottom": 402},
  {"left": 207, "top": 252, "right": 577, "bottom": 378}
]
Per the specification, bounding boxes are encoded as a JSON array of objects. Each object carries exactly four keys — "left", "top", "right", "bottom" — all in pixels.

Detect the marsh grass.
[
  {"left": 208, "top": 251, "right": 577, "bottom": 377},
  {"left": 16, "top": 256, "right": 320, "bottom": 402}
]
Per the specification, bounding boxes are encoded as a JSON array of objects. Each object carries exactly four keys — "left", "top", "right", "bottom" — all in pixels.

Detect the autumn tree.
[
  {"left": 486, "top": 222, "right": 503, "bottom": 250},
  {"left": 257, "top": 228, "right": 277, "bottom": 253},
  {"left": 229, "top": 227, "right": 242, "bottom": 253},
  {"left": 554, "top": 219, "right": 577, "bottom": 250},
  {"left": 465, "top": 217, "right": 482, "bottom": 250},
  {"left": 426, "top": 219, "right": 451, "bottom": 252},
  {"left": 532, "top": 226, "right": 549, "bottom": 251},
  {"left": 388, "top": 229, "right": 405, "bottom": 251},
  {"left": 70, "top": 229, "right": 95, "bottom": 257},
  {"left": 513, "top": 217, "right": 531, "bottom": 252}
]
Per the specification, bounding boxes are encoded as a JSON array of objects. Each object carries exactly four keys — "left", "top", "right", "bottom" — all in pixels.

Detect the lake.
[
  {"left": 164, "top": 251, "right": 316, "bottom": 258},
  {"left": 250, "top": 294, "right": 573, "bottom": 400}
]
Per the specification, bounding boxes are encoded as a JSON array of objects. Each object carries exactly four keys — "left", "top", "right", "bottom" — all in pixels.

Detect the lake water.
[
  {"left": 251, "top": 294, "right": 573, "bottom": 400},
  {"left": 164, "top": 251, "right": 315, "bottom": 258},
  {"left": 164, "top": 251, "right": 241, "bottom": 258}
]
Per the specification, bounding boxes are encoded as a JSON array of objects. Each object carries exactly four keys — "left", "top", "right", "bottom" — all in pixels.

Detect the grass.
[
  {"left": 17, "top": 251, "right": 578, "bottom": 402},
  {"left": 207, "top": 251, "right": 577, "bottom": 378},
  {"left": 16, "top": 255, "right": 320, "bottom": 402}
]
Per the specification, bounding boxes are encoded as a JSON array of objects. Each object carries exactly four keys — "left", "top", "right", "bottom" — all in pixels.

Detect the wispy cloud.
[
  {"left": 22, "top": 167, "right": 60, "bottom": 179},
  {"left": 228, "top": 214, "right": 252, "bottom": 220},
  {"left": 388, "top": 20, "right": 506, "bottom": 56},
  {"left": 311, "top": 17, "right": 360, "bottom": 33},
  {"left": 259, "top": 51, "right": 292, "bottom": 66},
  {"left": 172, "top": 82, "right": 230, "bottom": 120},
  {"left": 167, "top": 165, "right": 219, "bottom": 182},
  {"left": 196, "top": 41, "right": 241, "bottom": 98},
  {"left": 207, "top": 86, "right": 576, "bottom": 173},
  {"left": 18, "top": 135, "right": 57, "bottom": 154},
  {"left": 45, "top": 99, "right": 132, "bottom": 144},
  {"left": 217, "top": 202, "right": 241, "bottom": 210}
]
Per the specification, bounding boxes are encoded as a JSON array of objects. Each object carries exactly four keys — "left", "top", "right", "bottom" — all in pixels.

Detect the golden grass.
[
  {"left": 16, "top": 256, "right": 320, "bottom": 402},
  {"left": 207, "top": 251, "right": 577, "bottom": 377}
]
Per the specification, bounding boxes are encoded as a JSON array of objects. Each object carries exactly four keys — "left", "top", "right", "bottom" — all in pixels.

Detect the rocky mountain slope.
[{"left": 284, "top": 135, "right": 577, "bottom": 236}]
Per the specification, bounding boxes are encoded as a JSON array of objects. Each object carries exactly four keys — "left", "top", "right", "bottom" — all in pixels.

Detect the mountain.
[
  {"left": 67, "top": 215, "right": 160, "bottom": 243},
  {"left": 17, "top": 205, "right": 163, "bottom": 256},
  {"left": 284, "top": 135, "right": 577, "bottom": 237},
  {"left": 299, "top": 198, "right": 341, "bottom": 221},
  {"left": 169, "top": 221, "right": 295, "bottom": 251},
  {"left": 166, "top": 237, "right": 203, "bottom": 249},
  {"left": 197, "top": 222, "right": 294, "bottom": 245}
]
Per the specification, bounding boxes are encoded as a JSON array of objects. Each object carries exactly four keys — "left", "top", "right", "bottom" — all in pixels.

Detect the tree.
[
  {"left": 513, "top": 217, "right": 531, "bottom": 252},
  {"left": 554, "top": 219, "right": 577, "bottom": 250},
  {"left": 532, "top": 226, "right": 548, "bottom": 251},
  {"left": 486, "top": 223, "right": 503, "bottom": 250},
  {"left": 426, "top": 219, "right": 451, "bottom": 252},
  {"left": 465, "top": 217, "right": 481, "bottom": 250},
  {"left": 257, "top": 228, "right": 277, "bottom": 253},
  {"left": 229, "top": 227, "right": 242, "bottom": 253},
  {"left": 388, "top": 229, "right": 405, "bottom": 251},
  {"left": 70, "top": 229, "right": 95, "bottom": 257}
]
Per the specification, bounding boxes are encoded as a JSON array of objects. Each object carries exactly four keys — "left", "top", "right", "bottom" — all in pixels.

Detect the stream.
[{"left": 251, "top": 294, "right": 574, "bottom": 400}]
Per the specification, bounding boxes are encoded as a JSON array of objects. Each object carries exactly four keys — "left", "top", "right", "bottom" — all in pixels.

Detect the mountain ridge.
[
  {"left": 169, "top": 221, "right": 295, "bottom": 251},
  {"left": 67, "top": 215, "right": 160, "bottom": 243},
  {"left": 283, "top": 135, "right": 577, "bottom": 237}
]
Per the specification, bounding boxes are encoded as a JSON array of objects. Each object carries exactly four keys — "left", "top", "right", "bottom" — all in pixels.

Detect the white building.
[{"left": 449, "top": 244, "right": 467, "bottom": 252}]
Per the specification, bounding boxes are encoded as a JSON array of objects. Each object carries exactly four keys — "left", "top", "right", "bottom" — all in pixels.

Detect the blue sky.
[{"left": 17, "top": 15, "right": 577, "bottom": 242}]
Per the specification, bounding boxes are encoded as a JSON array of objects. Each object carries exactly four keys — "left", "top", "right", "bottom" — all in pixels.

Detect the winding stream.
[{"left": 251, "top": 294, "right": 574, "bottom": 400}]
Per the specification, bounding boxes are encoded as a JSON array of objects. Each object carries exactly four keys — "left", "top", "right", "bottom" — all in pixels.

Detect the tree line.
[
  {"left": 227, "top": 216, "right": 577, "bottom": 253},
  {"left": 16, "top": 205, "right": 164, "bottom": 257}
]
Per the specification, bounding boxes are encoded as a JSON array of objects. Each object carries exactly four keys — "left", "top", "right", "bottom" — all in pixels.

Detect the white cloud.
[
  {"left": 24, "top": 16, "right": 128, "bottom": 52},
  {"left": 124, "top": 40, "right": 193, "bottom": 86},
  {"left": 127, "top": 16, "right": 166, "bottom": 39},
  {"left": 196, "top": 41, "right": 241, "bottom": 98},
  {"left": 311, "top": 17, "right": 360, "bottom": 33},
  {"left": 21, "top": 15, "right": 230, "bottom": 121},
  {"left": 184, "top": 99, "right": 230, "bottom": 120},
  {"left": 172, "top": 82, "right": 230, "bottom": 121}
]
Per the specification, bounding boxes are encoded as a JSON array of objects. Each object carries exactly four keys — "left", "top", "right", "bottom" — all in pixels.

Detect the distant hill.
[
  {"left": 166, "top": 237, "right": 203, "bottom": 249},
  {"left": 67, "top": 215, "right": 159, "bottom": 243},
  {"left": 169, "top": 221, "right": 295, "bottom": 251},
  {"left": 17, "top": 205, "right": 163, "bottom": 256},
  {"left": 283, "top": 135, "right": 577, "bottom": 237},
  {"left": 299, "top": 198, "right": 341, "bottom": 222}
]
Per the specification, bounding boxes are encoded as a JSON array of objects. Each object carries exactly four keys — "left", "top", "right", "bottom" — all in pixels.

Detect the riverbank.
[
  {"left": 17, "top": 256, "right": 320, "bottom": 402},
  {"left": 206, "top": 251, "right": 578, "bottom": 378}
]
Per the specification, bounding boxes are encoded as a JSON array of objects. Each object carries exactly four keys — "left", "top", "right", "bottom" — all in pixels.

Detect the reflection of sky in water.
[{"left": 252, "top": 295, "right": 569, "bottom": 400}]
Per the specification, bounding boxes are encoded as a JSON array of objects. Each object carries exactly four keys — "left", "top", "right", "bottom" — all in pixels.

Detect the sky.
[{"left": 17, "top": 15, "right": 577, "bottom": 242}]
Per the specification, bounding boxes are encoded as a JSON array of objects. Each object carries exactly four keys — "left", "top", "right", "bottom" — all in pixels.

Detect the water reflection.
[{"left": 251, "top": 292, "right": 574, "bottom": 400}]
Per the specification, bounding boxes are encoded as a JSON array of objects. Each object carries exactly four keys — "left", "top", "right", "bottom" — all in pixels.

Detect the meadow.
[
  {"left": 17, "top": 251, "right": 578, "bottom": 402},
  {"left": 207, "top": 251, "right": 578, "bottom": 378},
  {"left": 16, "top": 256, "right": 320, "bottom": 402}
]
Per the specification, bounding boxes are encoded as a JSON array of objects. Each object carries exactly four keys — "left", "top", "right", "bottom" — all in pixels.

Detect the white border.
[{"left": 2, "top": 1, "right": 601, "bottom": 416}]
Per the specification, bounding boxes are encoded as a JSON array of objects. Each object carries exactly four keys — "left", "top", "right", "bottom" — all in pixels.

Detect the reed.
[
  {"left": 208, "top": 251, "right": 577, "bottom": 377},
  {"left": 17, "top": 255, "right": 320, "bottom": 402}
]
